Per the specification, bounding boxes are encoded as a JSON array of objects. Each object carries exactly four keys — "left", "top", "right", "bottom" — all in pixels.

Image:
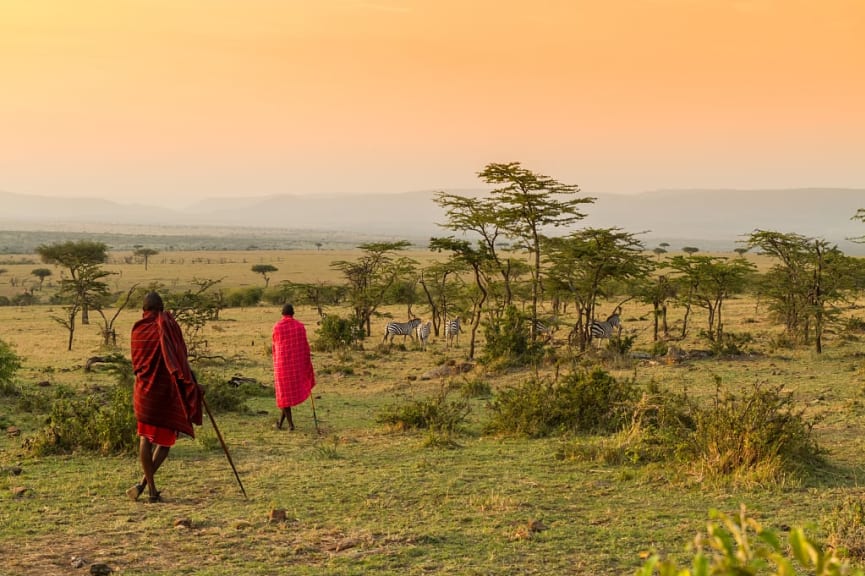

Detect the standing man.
[
  {"left": 272, "top": 303, "right": 316, "bottom": 431},
  {"left": 127, "top": 291, "right": 203, "bottom": 503}
]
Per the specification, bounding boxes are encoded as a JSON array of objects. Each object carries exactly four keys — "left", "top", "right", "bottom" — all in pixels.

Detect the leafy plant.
[
  {"left": 824, "top": 495, "right": 865, "bottom": 561},
  {"left": 486, "top": 368, "right": 640, "bottom": 437},
  {"left": 0, "top": 338, "right": 22, "bottom": 395},
  {"left": 690, "top": 379, "right": 822, "bottom": 482},
  {"left": 377, "top": 385, "right": 470, "bottom": 436},
  {"left": 314, "top": 313, "right": 363, "bottom": 352},
  {"left": 637, "top": 505, "right": 863, "bottom": 576}
]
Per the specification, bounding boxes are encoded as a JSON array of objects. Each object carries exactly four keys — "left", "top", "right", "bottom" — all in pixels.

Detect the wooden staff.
[{"left": 202, "top": 397, "right": 248, "bottom": 499}]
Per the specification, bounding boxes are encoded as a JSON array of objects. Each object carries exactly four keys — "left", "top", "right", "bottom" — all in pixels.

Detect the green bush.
[
  {"left": 708, "top": 332, "right": 754, "bottom": 356},
  {"left": 485, "top": 368, "right": 640, "bottom": 438},
  {"left": 480, "top": 306, "right": 545, "bottom": 369},
  {"left": 0, "top": 338, "right": 22, "bottom": 395},
  {"left": 198, "top": 372, "right": 254, "bottom": 413},
  {"left": 223, "top": 286, "right": 264, "bottom": 308},
  {"left": 376, "top": 386, "right": 470, "bottom": 436},
  {"left": 690, "top": 379, "right": 822, "bottom": 481},
  {"left": 639, "top": 505, "right": 863, "bottom": 576},
  {"left": 28, "top": 382, "right": 137, "bottom": 456},
  {"left": 314, "top": 314, "right": 363, "bottom": 352},
  {"left": 824, "top": 495, "right": 865, "bottom": 561}
]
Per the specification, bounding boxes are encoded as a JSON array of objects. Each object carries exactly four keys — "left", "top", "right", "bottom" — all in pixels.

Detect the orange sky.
[{"left": 1, "top": 0, "right": 863, "bottom": 205}]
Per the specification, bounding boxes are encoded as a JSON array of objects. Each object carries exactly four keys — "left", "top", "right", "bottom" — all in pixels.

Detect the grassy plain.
[{"left": 2, "top": 249, "right": 865, "bottom": 575}]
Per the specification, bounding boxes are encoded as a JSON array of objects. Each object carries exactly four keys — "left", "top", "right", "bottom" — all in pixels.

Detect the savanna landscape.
[{"left": 3, "top": 207, "right": 865, "bottom": 576}]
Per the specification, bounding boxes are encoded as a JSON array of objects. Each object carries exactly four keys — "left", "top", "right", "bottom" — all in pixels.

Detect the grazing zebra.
[
  {"left": 444, "top": 318, "right": 461, "bottom": 347},
  {"left": 383, "top": 317, "right": 422, "bottom": 345},
  {"left": 590, "top": 313, "right": 621, "bottom": 341},
  {"left": 416, "top": 321, "right": 432, "bottom": 350}
]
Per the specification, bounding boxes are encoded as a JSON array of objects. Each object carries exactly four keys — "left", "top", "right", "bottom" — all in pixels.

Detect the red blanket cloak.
[{"left": 131, "top": 310, "right": 203, "bottom": 437}]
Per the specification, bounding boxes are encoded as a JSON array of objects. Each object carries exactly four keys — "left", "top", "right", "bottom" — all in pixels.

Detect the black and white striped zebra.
[
  {"left": 416, "top": 320, "right": 432, "bottom": 350},
  {"left": 590, "top": 313, "right": 621, "bottom": 340},
  {"left": 383, "top": 317, "right": 423, "bottom": 344},
  {"left": 444, "top": 318, "right": 461, "bottom": 347}
]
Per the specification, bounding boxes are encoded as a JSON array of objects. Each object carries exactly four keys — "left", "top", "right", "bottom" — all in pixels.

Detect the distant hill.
[{"left": 2, "top": 187, "right": 863, "bottom": 254}]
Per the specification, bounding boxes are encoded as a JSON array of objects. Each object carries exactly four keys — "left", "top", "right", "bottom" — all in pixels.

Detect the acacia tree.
[
  {"left": 668, "top": 255, "right": 756, "bottom": 342},
  {"left": 543, "top": 228, "right": 653, "bottom": 350},
  {"left": 417, "top": 261, "right": 467, "bottom": 337},
  {"left": 429, "top": 237, "right": 492, "bottom": 360},
  {"left": 331, "top": 241, "right": 417, "bottom": 337},
  {"left": 50, "top": 262, "right": 112, "bottom": 350},
  {"left": 747, "top": 230, "right": 861, "bottom": 352},
  {"left": 31, "top": 268, "right": 52, "bottom": 290},
  {"left": 433, "top": 191, "right": 517, "bottom": 309},
  {"left": 134, "top": 247, "right": 159, "bottom": 271},
  {"left": 478, "top": 162, "right": 594, "bottom": 338},
  {"left": 251, "top": 264, "right": 278, "bottom": 288},
  {"left": 36, "top": 240, "right": 109, "bottom": 326}
]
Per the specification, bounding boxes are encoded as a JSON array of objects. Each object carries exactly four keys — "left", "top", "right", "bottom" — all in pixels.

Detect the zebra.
[
  {"left": 416, "top": 320, "right": 432, "bottom": 350},
  {"left": 383, "top": 317, "right": 422, "bottom": 345},
  {"left": 444, "top": 317, "right": 461, "bottom": 347},
  {"left": 590, "top": 313, "right": 621, "bottom": 341}
]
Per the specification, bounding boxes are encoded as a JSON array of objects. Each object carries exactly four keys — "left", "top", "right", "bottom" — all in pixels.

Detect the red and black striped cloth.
[{"left": 131, "top": 310, "right": 203, "bottom": 438}]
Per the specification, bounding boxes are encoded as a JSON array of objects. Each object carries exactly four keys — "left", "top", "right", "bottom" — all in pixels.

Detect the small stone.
[
  {"left": 71, "top": 556, "right": 87, "bottom": 569},
  {"left": 174, "top": 517, "right": 193, "bottom": 529},
  {"left": 6, "top": 426, "right": 20, "bottom": 437},
  {"left": 11, "top": 486, "right": 27, "bottom": 498},
  {"left": 89, "top": 564, "right": 112, "bottom": 576}
]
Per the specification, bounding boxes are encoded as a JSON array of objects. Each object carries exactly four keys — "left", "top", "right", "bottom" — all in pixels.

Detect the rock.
[
  {"left": 89, "top": 563, "right": 112, "bottom": 575},
  {"left": 11, "top": 486, "right": 27, "bottom": 498},
  {"left": 70, "top": 556, "right": 87, "bottom": 569},
  {"left": 174, "top": 517, "right": 193, "bottom": 529},
  {"left": 5, "top": 426, "right": 20, "bottom": 437}
]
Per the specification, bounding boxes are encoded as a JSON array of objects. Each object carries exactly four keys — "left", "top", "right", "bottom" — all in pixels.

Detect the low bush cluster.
[
  {"left": 27, "top": 382, "right": 137, "bottom": 456},
  {"left": 485, "top": 368, "right": 640, "bottom": 437},
  {"left": 314, "top": 314, "right": 363, "bottom": 352},
  {"left": 0, "top": 338, "right": 22, "bottom": 396},
  {"left": 376, "top": 386, "right": 470, "bottom": 437}
]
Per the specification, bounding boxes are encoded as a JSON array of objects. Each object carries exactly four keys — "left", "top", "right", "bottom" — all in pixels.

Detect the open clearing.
[{"left": 2, "top": 249, "right": 865, "bottom": 575}]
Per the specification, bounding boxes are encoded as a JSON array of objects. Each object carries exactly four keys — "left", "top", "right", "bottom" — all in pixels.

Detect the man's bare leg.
[
  {"left": 128, "top": 438, "right": 170, "bottom": 501},
  {"left": 277, "top": 407, "right": 295, "bottom": 431}
]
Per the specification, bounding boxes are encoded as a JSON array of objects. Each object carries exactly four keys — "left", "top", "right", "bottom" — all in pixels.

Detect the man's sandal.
[{"left": 126, "top": 483, "right": 145, "bottom": 501}]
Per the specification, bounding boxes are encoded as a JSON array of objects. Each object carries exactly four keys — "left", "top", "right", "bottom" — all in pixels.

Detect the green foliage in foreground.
[
  {"left": 0, "top": 338, "right": 21, "bottom": 396},
  {"left": 637, "top": 506, "right": 863, "bottom": 576}
]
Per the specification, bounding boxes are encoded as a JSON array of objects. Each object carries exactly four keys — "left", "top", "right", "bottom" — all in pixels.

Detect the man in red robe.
[
  {"left": 127, "top": 291, "right": 202, "bottom": 502},
  {"left": 272, "top": 303, "right": 316, "bottom": 430}
]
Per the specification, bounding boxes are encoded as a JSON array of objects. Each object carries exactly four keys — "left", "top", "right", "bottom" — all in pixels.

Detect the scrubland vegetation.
[{"left": 1, "top": 182, "right": 865, "bottom": 575}]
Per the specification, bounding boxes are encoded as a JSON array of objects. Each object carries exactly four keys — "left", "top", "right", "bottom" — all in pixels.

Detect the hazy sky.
[{"left": 1, "top": 0, "right": 863, "bottom": 207}]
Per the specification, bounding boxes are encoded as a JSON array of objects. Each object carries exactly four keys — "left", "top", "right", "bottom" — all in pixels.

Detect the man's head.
[
  {"left": 143, "top": 291, "right": 165, "bottom": 312},
  {"left": 282, "top": 303, "right": 294, "bottom": 317}
]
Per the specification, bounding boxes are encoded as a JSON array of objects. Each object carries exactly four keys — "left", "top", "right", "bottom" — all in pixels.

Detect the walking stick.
[
  {"left": 310, "top": 395, "right": 320, "bottom": 435},
  {"left": 202, "top": 397, "right": 248, "bottom": 499}
]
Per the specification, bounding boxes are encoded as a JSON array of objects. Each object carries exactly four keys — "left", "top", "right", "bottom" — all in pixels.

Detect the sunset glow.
[{"left": 1, "top": 0, "right": 863, "bottom": 205}]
